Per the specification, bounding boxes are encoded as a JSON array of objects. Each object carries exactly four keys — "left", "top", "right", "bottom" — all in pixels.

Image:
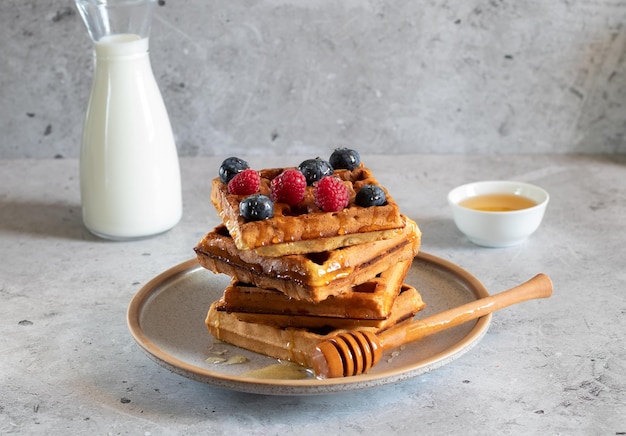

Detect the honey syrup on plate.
[
  {"left": 241, "top": 362, "right": 312, "bottom": 380},
  {"left": 459, "top": 194, "right": 537, "bottom": 212}
]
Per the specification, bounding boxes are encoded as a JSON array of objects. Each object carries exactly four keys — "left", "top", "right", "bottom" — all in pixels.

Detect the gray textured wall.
[{"left": 2, "top": 0, "right": 626, "bottom": 159}]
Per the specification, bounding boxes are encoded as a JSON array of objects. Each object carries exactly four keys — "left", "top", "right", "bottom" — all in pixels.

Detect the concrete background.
[{"left": 2, "top": 0, "right": 626, "bottom": 158}]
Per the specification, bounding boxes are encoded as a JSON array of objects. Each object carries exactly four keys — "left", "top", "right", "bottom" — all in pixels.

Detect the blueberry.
[
  {"left": 355, "top": 184, "right": 387, "bottom": 207},
  {"left": 329, "top": 148, "right": 360, "bottom": 170},
  {"left": 219, "top": 157, "right": 249, "bottom": 184},
  {"left": 239, "top": 194, "right": 274, "bottom": 221},
  {"left": 297, "top": 157, "right": 334, "bottom": 186}
]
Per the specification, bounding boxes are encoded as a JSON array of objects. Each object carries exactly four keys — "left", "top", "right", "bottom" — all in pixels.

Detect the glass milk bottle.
[{"left": 75, "top": 0, "right": 182, "bottom": 240}]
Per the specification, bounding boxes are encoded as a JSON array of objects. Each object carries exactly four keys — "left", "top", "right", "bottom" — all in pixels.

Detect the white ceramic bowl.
[{"left": 447, "top": 181, "right": 549, "bottom": 248}]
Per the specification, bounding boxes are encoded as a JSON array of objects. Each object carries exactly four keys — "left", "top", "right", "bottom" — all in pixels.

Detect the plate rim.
[{"left": 127, "top": 252, "right": 492, "bottom": 395}]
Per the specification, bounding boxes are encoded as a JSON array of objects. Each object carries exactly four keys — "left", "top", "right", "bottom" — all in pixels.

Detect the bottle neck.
[
  {"left": 76, "top": 0, "right": 156, "bottom": 43},
  {"left": 93, "top": 34, "right": 149, "bottom": 60}
]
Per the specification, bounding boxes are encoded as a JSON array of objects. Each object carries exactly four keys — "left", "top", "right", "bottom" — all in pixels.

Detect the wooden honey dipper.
[{"left": 311, "top": 273, "right": 553, "bottom": 378}]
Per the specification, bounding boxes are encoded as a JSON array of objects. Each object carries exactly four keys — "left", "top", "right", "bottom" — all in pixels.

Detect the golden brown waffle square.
[
  {"left": 205, "top": 287, "right": 423, "bottom": 368},
  {"left": 194, "top": 216, "right": 421, "bottom": 302},
  {"left": 216, "top": 260, "right": 414, "bottom": 322},
  {"left": 218, "top": 284, "right": 424, "bottom": 330},
  {"left": 211, "top": 164, "right": 405, "bottom": 256}
]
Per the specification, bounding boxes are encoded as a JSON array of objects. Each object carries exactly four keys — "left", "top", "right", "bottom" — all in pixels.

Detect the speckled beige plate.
[{"left": 127, "top": 252, "right": 491, "bottom": 395}]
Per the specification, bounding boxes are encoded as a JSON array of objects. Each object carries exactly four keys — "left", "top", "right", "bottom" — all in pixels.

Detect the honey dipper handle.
[{"left": 379, "top": 273, "right": 553, "bottom": 350}]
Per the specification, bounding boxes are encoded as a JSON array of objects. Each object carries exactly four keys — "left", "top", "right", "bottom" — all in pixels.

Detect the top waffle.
[{"left": 211, "top": 163, "right": 405, "bottom": 256}]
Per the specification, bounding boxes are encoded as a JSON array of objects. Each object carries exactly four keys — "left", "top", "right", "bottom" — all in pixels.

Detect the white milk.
[{"left": 80, "top": 34, "right": 182, "bottom": 239}]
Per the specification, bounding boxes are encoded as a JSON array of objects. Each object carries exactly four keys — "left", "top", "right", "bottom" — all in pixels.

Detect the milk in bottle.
[{"left": 76, "top": 0, "right": 182, "bottom": 239}]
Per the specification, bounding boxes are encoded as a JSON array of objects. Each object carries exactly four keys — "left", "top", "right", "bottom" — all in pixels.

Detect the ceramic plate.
[{"left": 127, "top": 252, "right": 491, "bottom": 395}]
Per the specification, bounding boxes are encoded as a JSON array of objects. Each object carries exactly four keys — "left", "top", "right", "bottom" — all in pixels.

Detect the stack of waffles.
[{"left": 194, "top": 158, "right": 424, "bottom": 370}]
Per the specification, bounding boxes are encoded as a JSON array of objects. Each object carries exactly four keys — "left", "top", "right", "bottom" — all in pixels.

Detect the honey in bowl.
[{"left": 459, "top": 194, "right": 537, "bottom": 212}]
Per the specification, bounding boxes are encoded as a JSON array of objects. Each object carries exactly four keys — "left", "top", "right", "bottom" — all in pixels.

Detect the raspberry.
[
  {"left": 314, "top": 176, "right": 350, "bottom": 212},
  {"left": 228, "top": 169, "right": 260, "bottom": 195},
  {"left": 270, "top": 169, "right": 307, "bottom": 206}
]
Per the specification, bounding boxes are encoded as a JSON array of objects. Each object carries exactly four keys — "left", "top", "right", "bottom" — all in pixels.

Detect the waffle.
[
  {"left": 194, "top": 216, "right": 421, "bottom": 302},
  {"left": 211, "top": 164, "right": 405, "bottom": 256},
  {"left": 206, "top": 289, "right": 423, "bottom": 368},
  {"left": 219, "top": 284, "right": 424, "bottom": 330},
  {"left": 216, "top": 260, "right": 414, "bottom": 321}
]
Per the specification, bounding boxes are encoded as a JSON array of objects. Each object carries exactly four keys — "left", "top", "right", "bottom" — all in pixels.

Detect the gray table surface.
[{"left": 1, "top": 154, "right": 624, "bottom": 435}]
